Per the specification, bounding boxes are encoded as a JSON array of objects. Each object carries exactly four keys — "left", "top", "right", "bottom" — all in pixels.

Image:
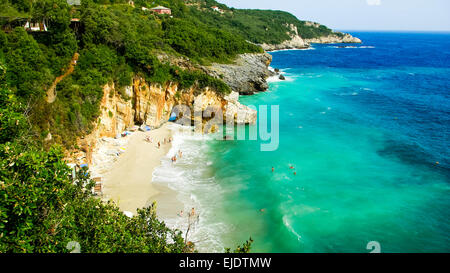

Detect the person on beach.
[
  {"left": 178, "top": 210, "right": 183, "bottom": 217},
  {"left": 171, "top": 155, "right": 177, "bottom": 163},
  {"left": 178, "top": 150, "right": 182, "bottom": 158},
  {"left": 157, "top": 141, "right": 161, "bottom": 149},
  {"left": 190, "top": 207, "right": 195, "bottom": 217},
  {"left": 169, "top": 137, "right": 172, "bottom": 143}
]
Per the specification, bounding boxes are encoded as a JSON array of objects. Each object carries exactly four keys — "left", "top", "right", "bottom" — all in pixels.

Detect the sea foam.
[{"left": 152, "top": 124, "right": 229, "bottom": 252}]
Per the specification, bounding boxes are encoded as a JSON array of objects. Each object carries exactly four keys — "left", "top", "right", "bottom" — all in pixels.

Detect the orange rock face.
[{"left": 67, "top": 76, "right": 257, "bottom": 165}]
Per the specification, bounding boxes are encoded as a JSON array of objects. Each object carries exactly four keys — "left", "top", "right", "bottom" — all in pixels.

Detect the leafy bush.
[
  {"left": 2, "top": 28, "right": 52, "bottom": 99},
  {"left": 0, "top": 142, "right": 187, "bottom": 253}
]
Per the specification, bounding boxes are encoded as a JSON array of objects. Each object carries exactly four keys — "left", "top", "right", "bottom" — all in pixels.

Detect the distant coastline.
[{"left": 260, "top": 31, "right": 362, "bottom": 52}]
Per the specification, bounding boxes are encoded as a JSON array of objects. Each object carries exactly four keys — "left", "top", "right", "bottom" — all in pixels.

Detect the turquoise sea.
[{"left": 154, "top": 32, "right": 450, "bottom": 253}]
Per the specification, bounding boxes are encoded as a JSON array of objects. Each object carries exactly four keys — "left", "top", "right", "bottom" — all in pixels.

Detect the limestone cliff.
[
  {"left": 260, "top": 24, "right": 309, "bottom": 51},
  {"left": 203, "top": 53, "right": 273, "bottom": 95},
  {"left": 71, "top": 75, "right": 257, "bottom": 164},
  {"left": 95, "top": 77, "right": 257, "bottom": 138},
  {"left": 305, "top": 33, "right": 362, "bottom": 44}
]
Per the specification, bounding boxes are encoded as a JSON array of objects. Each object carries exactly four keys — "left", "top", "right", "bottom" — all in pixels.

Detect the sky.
[{"left": 218, "top": 0, "right": 450, "bottom": 31}]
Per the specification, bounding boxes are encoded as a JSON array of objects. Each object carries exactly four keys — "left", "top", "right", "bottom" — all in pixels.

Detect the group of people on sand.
[
  {"left": 162, "top": 137, "right": 172, "bottom": 145},
  {"left": 159, "top": 137, "right": 172, "bottom": 148},
  {"left": 144, "top": 134, "right": 182, "bottom": 163},
  {"left": 171, "top": 150, "right": 183, "bottom": 163},
  {"left": 272, "top": 165, "right": 297, "bottom": 175},
  {"left": 145, "top": 135, "right": 173, "bottom": 149}
]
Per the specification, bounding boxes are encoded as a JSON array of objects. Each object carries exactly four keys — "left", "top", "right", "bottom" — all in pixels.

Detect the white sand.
[{"left": 102, "top": 123, "right": 182, "bottom": 215}]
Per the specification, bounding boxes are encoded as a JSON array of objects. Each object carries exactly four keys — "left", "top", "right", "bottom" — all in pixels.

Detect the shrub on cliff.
[
  {"left": 2, "top": 28, "right": 52, "bottom": 99},
  {"left": 0, "top": 142, "right": 187, "bottom": 253},
  {"left": 162, "top": 18, "right": 262, "bottom": 64}
]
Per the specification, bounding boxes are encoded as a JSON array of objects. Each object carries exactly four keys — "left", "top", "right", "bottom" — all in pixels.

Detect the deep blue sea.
[{"left": 155, "top": 32, "right": 450, "bottom": 252}]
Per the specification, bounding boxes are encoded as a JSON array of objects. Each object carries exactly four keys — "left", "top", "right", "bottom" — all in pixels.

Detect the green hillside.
[{"left": 185, "top": 0, "right": 341, "bottom": 44}]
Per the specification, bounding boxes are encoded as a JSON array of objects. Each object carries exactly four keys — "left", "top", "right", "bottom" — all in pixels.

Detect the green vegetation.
[
  {"left": 187, "top": 0, "right": 340, "bottom": 44},
  {"left": 0, "top": 0, "right": 259, "bottom": 253},
  {"left": 162, "top": 18, "right": 263, "bottom": 64},
  {"left": 0, "top": 0, "right": 245, "bottom": 147},
  {"left": 0, "top": 0, "right": 343, "bottom": 148},
  {"left": 0, "top": 0, "right": 342, "bottom": 253}
]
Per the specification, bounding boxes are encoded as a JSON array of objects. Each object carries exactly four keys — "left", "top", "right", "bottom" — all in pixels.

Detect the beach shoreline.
[{"left": 100, "top": 123, "right": 183, "bottom": 216}]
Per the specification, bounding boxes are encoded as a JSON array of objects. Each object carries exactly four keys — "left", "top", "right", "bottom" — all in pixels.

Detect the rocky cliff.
[
  {"left": 305, "top": 33, "right": 362, "bottom": 44},
  {"left": 93, "top": 53, "right": 273, "bottom": 137},
  {"left": 203, "top": 53, "right": 273, "bottom": 95},
  {"left": 70, "top": 75, "right": 257, "bottom": 165},
  {"left": 98, "top": 77, "right": 257, "bottom": 137},
  {"left": 260, "top": 24, "right": 309, "bottom": 51},
  {"left": 67, "top": 51, "right": 273, "bottom": 165}
]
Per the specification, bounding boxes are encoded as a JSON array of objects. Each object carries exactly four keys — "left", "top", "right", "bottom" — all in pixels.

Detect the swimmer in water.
[{"left": 272, "top": 167, "right": 274, "bottom": 172}]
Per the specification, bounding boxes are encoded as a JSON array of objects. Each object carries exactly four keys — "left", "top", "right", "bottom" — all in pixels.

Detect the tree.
[{"left": 4, "top": 28, "right": 51, "bottom": 99}]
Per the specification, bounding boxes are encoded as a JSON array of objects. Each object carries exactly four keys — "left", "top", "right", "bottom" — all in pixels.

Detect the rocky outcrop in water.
[
  {"left": 305, "top": 33, "right": 362, "bottom": 44},
  {"left": 203, "top": 53, "right": 273, "bottom": 95}
]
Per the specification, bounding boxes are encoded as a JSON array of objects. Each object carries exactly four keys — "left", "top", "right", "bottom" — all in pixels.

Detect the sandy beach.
[{"left": 101, "top": 123, "right": 183, "bottom": 215}]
